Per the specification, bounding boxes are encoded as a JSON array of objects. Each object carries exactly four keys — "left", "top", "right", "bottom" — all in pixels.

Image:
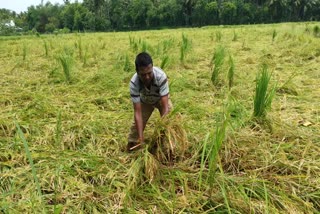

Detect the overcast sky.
[{"left": 0, "top": 0, "right": 82, "bottom": 13}]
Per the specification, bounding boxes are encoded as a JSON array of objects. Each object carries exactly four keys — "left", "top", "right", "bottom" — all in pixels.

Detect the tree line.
[{"left": 1, "top": 0, "right": 320, "bottom": 34}]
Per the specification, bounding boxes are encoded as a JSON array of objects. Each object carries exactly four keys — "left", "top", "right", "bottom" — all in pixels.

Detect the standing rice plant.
[
  {"left": 160, "top": 55, "right": 170, "bottom": 70},
  {"left": 180, "top": 33, "right": 192, "bottom": 63},
  {"left": 58, "top": 54, "right": 73, "bottom": 83},
  {"left": 78, "top": 36, "right": 83, "bottom": 59},
  {"left": 22, "top": 43, "right": 27, "bottom": 61},
  {"left": 207, "top": 118, "right": 227, "bottom": 188},
  {"left": 83, "top": 46, "right": 89, "bottom": 67},
  {"left": 123, "top": 54, "right": 131, "bottom": 72},
  {"left": 43, "top": 40, "right": 49, "bottom": 57},
  {"left": 272, "top": 29, "right": 277, "bottom": 43},
  {"left": 313, "top": 25, "right": 320, "bottom": 37},
  {"left": 198, "top": 110, "right": 228, "bottom": 190},
  {"left": 211, "top": 45, "right": 225, "bottom": 86},
  {"left": 15, "top": 122, "right": 42, "bottom": 197},
  {"left": 216, "top": 31, "right": 222, "bottom": 42},
  {"left": 227, "top": 55, "right": 235, "bottom": 89},
  {"left": 129, "top": 36, "right": 139, "bottom": 52},
  {"left": 162, "top": 38, "right": 174, "bottom": 54},
  {"left": 253, "top": 64, "right": 275, "bottom": 119},
  {"left": 141, "top": 40, "right": 148, "bottom": 52},
  {"left": 232, "top": 30, "right": 238, "bottom": 41}
]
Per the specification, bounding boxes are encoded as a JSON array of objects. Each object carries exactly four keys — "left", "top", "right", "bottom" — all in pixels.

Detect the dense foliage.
[{"left": 1, "top": 0, "right": 320, "bottom": 34}]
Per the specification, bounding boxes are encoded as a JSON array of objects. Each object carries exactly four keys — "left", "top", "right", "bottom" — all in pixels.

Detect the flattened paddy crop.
[{"left": 1, "top": 22, "right": 320, "bottom": 213}]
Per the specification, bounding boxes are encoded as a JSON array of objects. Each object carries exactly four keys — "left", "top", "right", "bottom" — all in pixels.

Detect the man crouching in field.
[{"left": 127, "top": 52, "right": 172, "bottom": 152}]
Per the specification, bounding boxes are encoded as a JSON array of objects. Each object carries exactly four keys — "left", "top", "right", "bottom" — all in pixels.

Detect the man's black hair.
[{"left": 135, "top": 52, "right": 153, "bottom": 71}]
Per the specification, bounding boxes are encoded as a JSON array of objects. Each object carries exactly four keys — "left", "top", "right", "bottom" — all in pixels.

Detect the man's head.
[{"left": 135, "top": 52, "right": 154, "bottom": 87}]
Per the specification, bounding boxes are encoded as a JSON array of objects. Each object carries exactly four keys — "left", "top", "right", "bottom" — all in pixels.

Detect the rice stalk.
[
  {"left": 143, "top": 147, "right": 159, "bottom": 182},
  {"left": 162, "top": 38, "right": 174, "bottom": 53},
  {"left": 160, "top": 55, "right": 170, "bottom": 70},
  {"left": 207, "top": 117, "right": 227, "bottom": 187},
  {"left": 150, "top": 113, "right": 188, "bottom": 165},
  {"left": 216, "top": 31, "right": 222, "bottom": 42},
  {"left": 198, "top": 133, "right": 210, "bottom": 190},
  {"left": 58, "top": 53, "right": 73, "bottom": 83},
  {"left": 263, "top": 181, "right": 270, "bottom": 214},
  {"left": 126, "top": 156, "right": 144, "bottom": 192},
  {"left": 227, "top": 55, "right": 235, "bottom": 89},
  {"left": 22, "top": 43, "right": 27, "bottom": 61},
  {"left": 232, "top": 30, "right": 238, "bottom": 41},
  {"left": 217, "top": 163, "right": 231, "bottom": 214},
  {"left": 83, "top": 46, "right": 88, "bottom": 66},
  {"left": 78, "top": 36, "right": 82, "bottom": 59},
  {"left": 123, "top": 54, "right": 131, "bottom": 72},
  {"left": 272, "top": 29, "right": 277, "bottom": 43},
  {"left": 43, "top": 40, "right": 48, "bottom": 57},
  {"left": 55, "top": 111, "right": 62, "bottom": 147},
  {"left": 129, "top": 36, "right": 138, "bottom": 52},
  {"left": 141, "top": 40, "right": 148, "bottom": 52},
  {"left": 211, "top": 45, "right": 225, "bottom": 86},
  {"left": 180, "top": 33, "right": 192, "bottom": 62},
  {"left": 15, "top": 121, "right": 42, "bottom": 197},
  {"left": 313, "top": 25, "right": 320, "bottom": 37},
  {"left": 253, "top": 64, "right": 275, "bottom": 119}
]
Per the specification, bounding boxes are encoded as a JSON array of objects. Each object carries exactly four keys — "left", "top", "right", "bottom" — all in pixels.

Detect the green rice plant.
[
  {"left": 162, "top": 38, "right": 174, "bottom": 53},
  {"left": 55, "top": 111, "right": 62, "bottom": 147},
  {"left": 123, "top": 54, "right": 131, "bottom": 72},
  {"left": 227, "top": 55, "right": 235, "bottom": 89},
  {"left": 232, "top": 30, "right": 238, "bottom": 41},
  {"left": 43, "top": 40, "right": 49, "bottom": 57},
  {"left": 180, "top": 33, "right": 192, "bottom": 62},
  {"left": 141, "top": 40, "right": 148, "bottom": 52},
  {"left": 272, "top": 29, "right": 277, "bottom": 43},
  {"left": 83, "top": 46, "right": 89, "bottom": 66},
  {"left": 22, "top": 43, "right": 27, "bottom": 61},
  {"left": 198, "top": 110, "right": 228, "bottom": 189},
  {"left": 253, "top": 64, "right": 275, "bottom": 119},
  {"left": 216, "top": 31, "right": 222, "bottom": 42},
  {"left": 217, "top": 163, "right": 231, "bottom": 214},
  {"left": 15, "top": 122, "right": 41, "bottom": 197},
  {"left": 313, "top": 25, "right": 320, "bottom": 37},
  {"left": 160, "top": 55, "right": 170, "bottom": 70},
  {"left": 78, "top": 36, "right": 83, "bottom": 59},
  {"left": 58, "top": 53, "right": 73, "bottom": 83},
  {"left": 263, "top": 181, "right": 270, "bottom": 214},
  {"left": 129, "top": 35, "right": 139, "bottom": 52},
  {"left": 207, "top": 118, "right": 227, "bottom": 187},
  {"left": 211, "top": 45, "right": 226, "bottom": 86}
]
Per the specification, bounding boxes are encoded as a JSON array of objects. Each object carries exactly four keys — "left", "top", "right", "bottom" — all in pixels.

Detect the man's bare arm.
[
  {"left": 160, "top": 95, "right": 170, "bottom": 117},
  {"left": 133, "top": 102, "right": 144, "bottom": 143}
]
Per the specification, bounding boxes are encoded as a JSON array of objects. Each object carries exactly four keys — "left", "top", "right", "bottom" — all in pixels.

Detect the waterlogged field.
[{"left": 1, "top": 22, "right": 320, "bottom": 213}]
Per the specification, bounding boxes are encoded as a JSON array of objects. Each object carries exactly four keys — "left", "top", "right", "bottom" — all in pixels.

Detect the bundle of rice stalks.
[
  {"left": 126, "top": 148, "right": 159, "bottom": 189},
  {"left": 149, "top": 114, "right": 188, "bottom": 165}
]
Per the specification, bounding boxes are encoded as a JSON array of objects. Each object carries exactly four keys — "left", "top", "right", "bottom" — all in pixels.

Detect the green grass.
[{"left": 0, "top": 22, "right": 320, "bottom": 213}]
